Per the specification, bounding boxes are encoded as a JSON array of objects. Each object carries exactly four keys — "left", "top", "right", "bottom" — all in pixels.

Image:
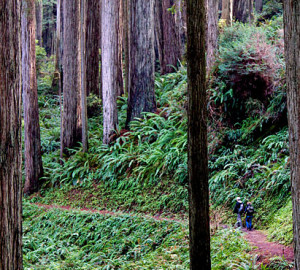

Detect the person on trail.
[
  {"left": 245, "top": 201, "right": 254, "bottom": 230},
  {"left": 233, "top": 197, "right": 244, "bottom": 228}
]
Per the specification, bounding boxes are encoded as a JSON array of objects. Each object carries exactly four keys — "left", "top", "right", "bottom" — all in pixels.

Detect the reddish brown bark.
[
  {"left": 0, "top": 0, "right": 23, "bottom": 269},
  {"left": 283, "top": 0, "right": 300, "bottom": 268},
  {"left": 86, "top": 0, "right": 100, "bottom": 97},
  {"left": 22, "top": 0, "right": 44, "bottom": 195},
  {"left": 61, "top": 0, "right": 82, "bottom": 155}
]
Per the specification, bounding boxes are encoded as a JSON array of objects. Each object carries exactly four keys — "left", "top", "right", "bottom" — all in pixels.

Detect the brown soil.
[
  {"left": 242, "top": 228, "right": 294, "bottom": 266},
  {"left": 33, "top": 203, "right": 186, "bottom": 224}
]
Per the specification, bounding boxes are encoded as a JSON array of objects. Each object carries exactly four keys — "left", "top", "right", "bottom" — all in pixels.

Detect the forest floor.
[{"left": 33, "top": 203, "right": 294, "bottom": 268}]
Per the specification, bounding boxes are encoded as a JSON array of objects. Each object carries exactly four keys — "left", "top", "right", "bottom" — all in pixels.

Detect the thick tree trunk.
[
  {"left": 126, "top": 0, "right": 157, "bottom": 127},
  {"left": 22, "top": 0, "right": 44, "bottom": 196},
  {"left": 35, "top": 0, "right": 43, "bottom": 46},
  {"left": 102, "top": 0, "right": 119, "bottom": 144},
  {"left": 155, "top": 0, "right": 181, "bottom": 74},
  {"left": 255, "top": 0, "right": 263, "bottom": 13},
  {"left": 86, "top": 0, "right": 100, "bottom": 97},
  {"left": 233, "top": 0, "right": 254, "bottom": 23},
  {"left": 117, "top": 0, "right": 124, "bottom": 97},
  {"left": 81, "top": 0, "right": 88, "bottom": 152},
  {"left": 161, "top": 0, "right": 181, "bottom": 74},
  {"left": 221, "top": 0, "right": 233, "bottom": 25},
  {"left": 206, "top": 0, "right": 219, "bottom": 73},
  {"left": 283, "top": 0, "right": 300, "bottom": 268},
  {"left": 0, "top": 0, "right": 23, "bottom": 269},
  {"left": 123, "top": 0, "right": 129, "bottom": 95},
  {"left": 61, "top": 0, "right": 82, "bottom": 156},
  {"left": 187, "top": 0, "right": 211, "bottom": 269}
]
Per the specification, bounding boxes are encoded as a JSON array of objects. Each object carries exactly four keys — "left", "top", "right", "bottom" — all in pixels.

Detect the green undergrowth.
[
  {"left": 23, "top": 202, "right": 255, "bottom": 270},
  {"left": 30, "top": 180, "right": 188, "bottom": 218},
  {"left": 266, "top": 200, "right": 293, "bottom": 245}
]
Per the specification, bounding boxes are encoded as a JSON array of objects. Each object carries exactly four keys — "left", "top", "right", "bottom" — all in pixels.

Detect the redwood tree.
[
  {"left": 233, "top": 0, "right": 254, "bottom": 23},
  {"left": 22, "top": 0, "right": 44, "bottom": 195},
  {"left": 283, "top": 0, "right": 300, "bottom": 268},
  {"left": 61, "top": 0, "right": 82, "bottom": 155},
  {"left": 126, "top": 0, "right": 157, "bottom": 127},
  {"left": 206, "top": 0, "right": 219, "bottom": 72},
  {"left": 155, "top": 0, "right": 181, "bottom": 74},
  {"left": 187, "top": 0, "right": 211, "bottom": 268},
  {"left": 86, "top": 0, "right": 100, "bottom": 96},
  {"left": 221, "top": 0, "right": 233, "bottom": 25},
  {"left": 101, "top": 0, "right": 119, "bottom": 144},
  {"left": 35, "top": 0, "right": 43, "bottom": 46},
  {"left": 0, "top": 0, "right": 23, "bottom": 268}
]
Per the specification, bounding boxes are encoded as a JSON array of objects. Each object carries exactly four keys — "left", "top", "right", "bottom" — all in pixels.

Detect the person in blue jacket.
[{"left": 245, "top": 201, "right": 255, "bottom": 230}]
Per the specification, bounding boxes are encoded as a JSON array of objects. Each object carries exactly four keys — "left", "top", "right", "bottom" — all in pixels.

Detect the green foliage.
[
  {"left": 210, "top": 21, "right": 284, "bottom": 123},
  {"left": 36, "top": 44, "right": 55, "bottom": 94},
  {"left": 267, "top": 200, "right": 293, "bottom": 245},
  {"left": 23, "top": 202, "right": 254, "bottom": 269}
]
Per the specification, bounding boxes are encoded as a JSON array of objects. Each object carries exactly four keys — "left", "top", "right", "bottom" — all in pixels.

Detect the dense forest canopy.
[{"left": 1, "top": 0, "right": 300, "bottom": 269}]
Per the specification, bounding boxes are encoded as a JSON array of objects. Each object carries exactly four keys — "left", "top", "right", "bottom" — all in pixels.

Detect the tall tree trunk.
[
  {"left": 126, "top": 0, "right": 157, "bottom": 127},
  {"left": 0, "top": 0, "right": 23, "bottom": 269},
  {"left": 117, "top": 0, "right": 124, "bottom": 97},
  {"left": 35, "top": 0, "right": 43, "bottom": 46},
  {"left": 81, "top": 0, "right": 88, "bottom": 151},
  {"left": 161, "top": 0, "right": 181, "bottom": 74},
  {"left": 187, "top": 0, "right": 211, "bottom": 269},
  {"left": 123, "top": 0, "right": 129, "bottom": 95},
  {"left": 22, "top": 0, "right": 44, "bottom": 195},
  {"left": 233, "top": 0, "right": 253, "bottom": 23},
  {"left": 155, "top": 0, "right": 181, "bottom": 74},
  {"left": 221, "top": 0, "right": 233, "bottom": 25},
  {"left": 61, "top": 0, "right": 82, "bottom": 156},
  {"left": 86, "top": 0, "right": 100, "bottom": 97},
  {"left": 154, "top": 0, "right": 164, "bottom": 72},
  {"left": 283, "top": 0, "right": 300, "bottom": 268},
  {"left": 206, "top": 0, "right": 219, "bottom": 73},
  {"left": 102, "top": 0, "right": 119, "bottom": 144},
  {"left": 255, "top": 0, "right": 263, "bottom": 13},
  {"left": 175, "top": 0, "right": 187, "bottom": 57}
]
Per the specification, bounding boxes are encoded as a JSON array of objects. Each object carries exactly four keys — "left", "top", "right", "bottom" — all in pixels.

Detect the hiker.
[
  {"left": 245, "top": 201, "right": 254, "bottom": 230},
  {"left": 233, "top": 197, "right": 244, "bottom": 228}
]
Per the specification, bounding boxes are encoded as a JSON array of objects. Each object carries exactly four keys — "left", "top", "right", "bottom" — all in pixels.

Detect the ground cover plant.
[{"left": 23, "top": 202, "right": 254, "bottom": 270}]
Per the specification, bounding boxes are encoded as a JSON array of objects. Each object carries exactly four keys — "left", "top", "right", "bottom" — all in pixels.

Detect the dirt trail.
[
  {"left": 242, "top": 228, "right": 294, "bottom": 264},
  {"left": 33, "top": 203, "right": 187, "bottom": 224}
]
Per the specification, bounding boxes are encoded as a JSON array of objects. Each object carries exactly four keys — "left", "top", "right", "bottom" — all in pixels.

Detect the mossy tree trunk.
[
  {"left": 22, "top": 0, "right": 44, "bottom": 195},
  {"left": 35, "top": 0, "right": 43, "bottom": 46},
  {"left": 283, "top": 0, "right": 300, "bottom": 268},
  {"left": 187, "top": 0, "right": 211, "bottom": 269},
  {"left": 0, "top": 0, "right": 23, "bottom": 269}
]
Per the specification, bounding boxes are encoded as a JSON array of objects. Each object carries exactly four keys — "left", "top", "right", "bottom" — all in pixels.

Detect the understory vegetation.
[{"left": 25, "top": 12, "right": 293, "bottom": 269}]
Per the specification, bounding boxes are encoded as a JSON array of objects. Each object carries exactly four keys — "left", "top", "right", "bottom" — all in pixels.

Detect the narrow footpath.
[{"left": 242, "top": 227, "right": 294, "bottom": 266}]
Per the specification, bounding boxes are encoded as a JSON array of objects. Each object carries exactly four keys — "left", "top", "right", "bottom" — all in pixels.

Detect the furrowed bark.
[
  {"left": 0, "top": 0, "right": 23, "bottom": 269},
  {"left": 22, "top": 0, "right": 44, "bottom": 195}
]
